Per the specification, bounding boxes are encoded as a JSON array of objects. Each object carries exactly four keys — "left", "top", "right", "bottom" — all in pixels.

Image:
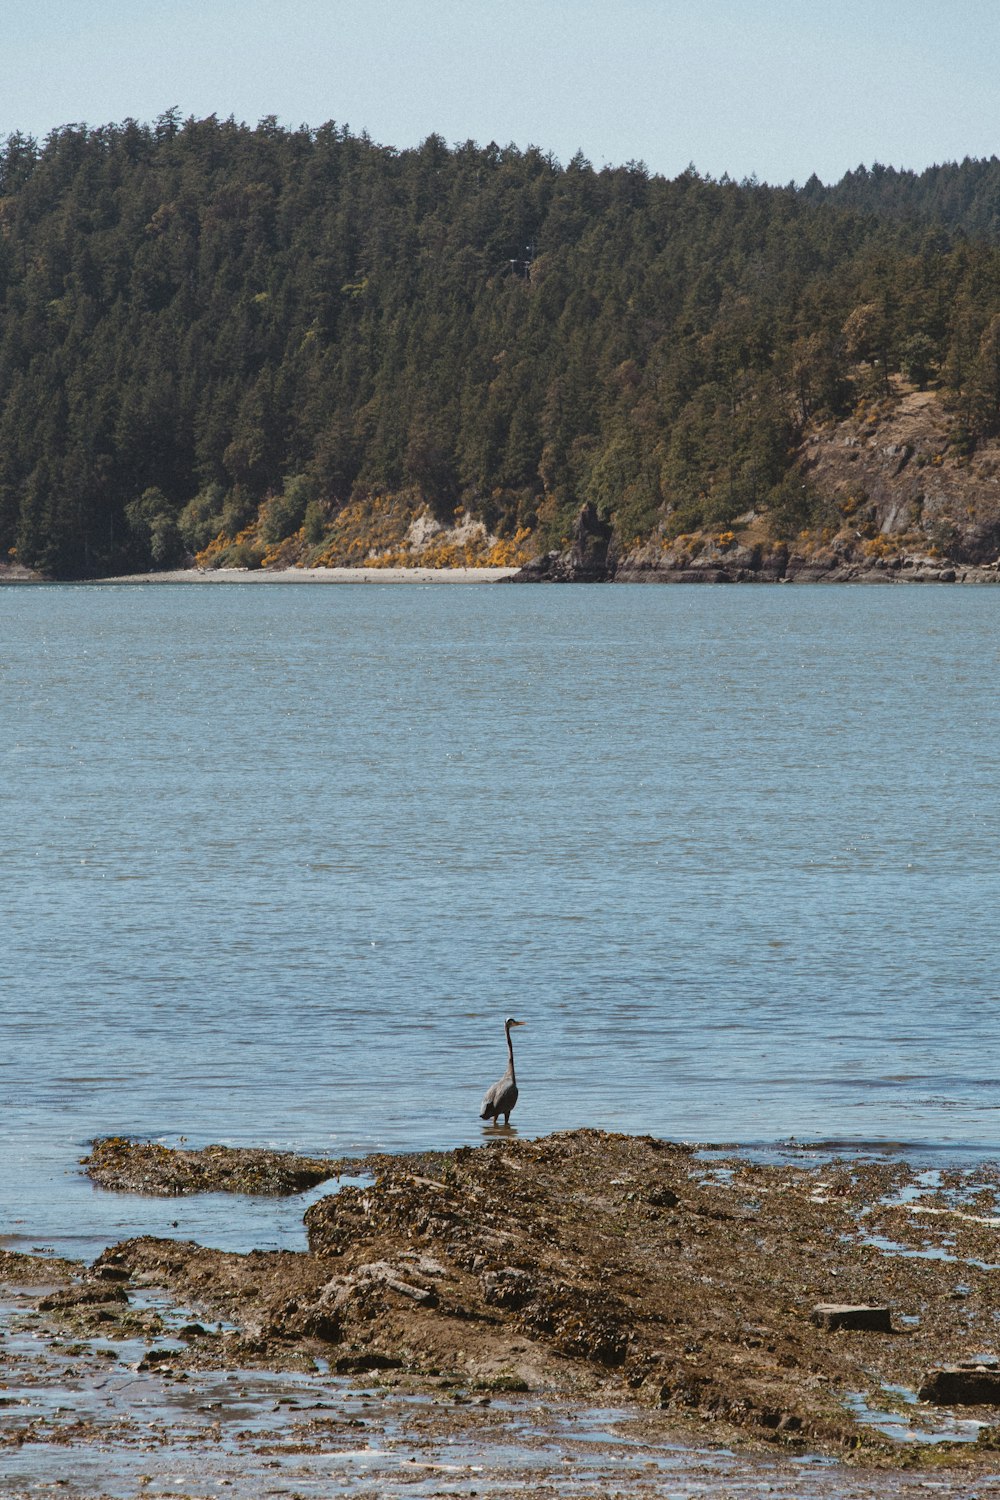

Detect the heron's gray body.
[
  {"left": 479, "top": 1073, "right": 518, "bottom": 1123},
  {"left": 479, "top": 1017, "right": 524, "bottom": 1125}
]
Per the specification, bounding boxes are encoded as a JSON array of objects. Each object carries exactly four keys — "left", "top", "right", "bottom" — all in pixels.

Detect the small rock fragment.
[
  {"left": 919, "top": 1365, "right": 1000, "bottom": 1405},
  {"left": 810, "top": 1303, "right": 892, "bottom": 1333},
  {"left": 37, "top": 1283, "right": 129, "bottom": 1312},
  {"left": 137, "top": 1347, "right": 180, "bottom": 1370},
  {"left": 334, "top": 1351, "right": 403, "bottom": 1373}
]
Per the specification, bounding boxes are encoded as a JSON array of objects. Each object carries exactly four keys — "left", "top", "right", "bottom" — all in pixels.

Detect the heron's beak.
[{"left": 510, "top": 1019, "right": 526, "bottom": 1027}]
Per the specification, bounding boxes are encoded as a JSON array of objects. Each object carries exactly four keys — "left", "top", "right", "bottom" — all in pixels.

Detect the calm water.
[{"left": 3, "top": 581, "right": 1000, "bottom": 1257}]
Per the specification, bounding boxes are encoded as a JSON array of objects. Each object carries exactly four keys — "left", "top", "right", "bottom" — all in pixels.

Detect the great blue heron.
[{"left": 479, "top": 1017, "right": 525, "bottom": 1125}]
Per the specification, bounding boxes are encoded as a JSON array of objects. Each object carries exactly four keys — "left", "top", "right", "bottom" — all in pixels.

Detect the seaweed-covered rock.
[
  {"left": 64, "top": 1129, "right": 1000, "bottom": 1461},
  {"left": 84, "top": 1137, "right": 340, "bottom": 1196}
]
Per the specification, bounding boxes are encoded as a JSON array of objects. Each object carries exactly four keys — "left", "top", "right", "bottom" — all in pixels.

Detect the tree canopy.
[{"left": 3, "top": 116, "right": 1000, "bottom": 576}]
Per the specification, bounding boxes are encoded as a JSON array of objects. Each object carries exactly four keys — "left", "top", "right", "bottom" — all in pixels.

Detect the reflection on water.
[{"left": 4, "top": 583, "right": 1000, "bottom": 1255}]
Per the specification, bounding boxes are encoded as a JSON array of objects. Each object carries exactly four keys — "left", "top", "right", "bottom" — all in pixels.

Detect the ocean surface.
[{"left": 3, "top": 580, "right": 1000, "bottom": 1259}]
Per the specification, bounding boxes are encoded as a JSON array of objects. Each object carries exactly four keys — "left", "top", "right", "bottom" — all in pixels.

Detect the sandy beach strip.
[{"left": 91, "top": 564, "right": 521, "bottom": 584}]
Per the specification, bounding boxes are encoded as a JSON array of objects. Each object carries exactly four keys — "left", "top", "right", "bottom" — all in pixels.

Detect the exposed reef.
[
  {"left": 83, "top": 1137, "right": 343, "bottom": 1196},
  {"left": 67, "top": 1128, "right": 1000, "bottom": 1468}
]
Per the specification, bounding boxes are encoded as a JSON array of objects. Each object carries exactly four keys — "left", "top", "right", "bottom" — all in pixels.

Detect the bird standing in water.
[{"left": 479, "top": 1017, "right": 526, "bottom": 1125}]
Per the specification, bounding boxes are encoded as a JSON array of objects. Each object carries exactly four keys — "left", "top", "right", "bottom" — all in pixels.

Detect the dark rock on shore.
[
  {"left": 810, "top": 1303, "right": 893, "bottom": 1333},
  {"left": 508, "top": 502, "right": 614, "bottom": 582},
  {"left": 36, "top": 1282, "right": 129, "bottom": 1312},
  {"left": 919, "top": 1363, "right": 1000, "bottom": 1405},
  {"left": 514, "top": 528, "right": 1000, "bottom": 586}
]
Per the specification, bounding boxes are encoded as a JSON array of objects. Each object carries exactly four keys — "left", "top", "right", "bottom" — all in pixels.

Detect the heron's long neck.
[{"left": 505, "top": 1023, "right": 516, "bottom": 1083}]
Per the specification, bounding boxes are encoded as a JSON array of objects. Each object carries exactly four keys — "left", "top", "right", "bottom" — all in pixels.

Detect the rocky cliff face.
[
  {"left": 517, "top": 385, "right": 1000, "bottom": 584},
  {"left": 789, "top": 386, "right": 1000, "bottom": 572}
]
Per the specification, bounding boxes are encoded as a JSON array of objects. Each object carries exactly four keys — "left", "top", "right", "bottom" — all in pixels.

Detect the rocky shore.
[
  {"left": 510, "top": 501, "right": 1000, "bottom": 586},
  {"left": 36, "top": 1129, "right": 1000, "bottom": 1474},
  {"left": 8, "top": 384, "right": 1000, "bottom": 591},
  {"left": 509, "top": 386, "right": 1000, "bottom": 585}
]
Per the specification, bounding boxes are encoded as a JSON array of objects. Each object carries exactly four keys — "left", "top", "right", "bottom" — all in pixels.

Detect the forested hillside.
[{"left": 3, "top": 114, "right": 1000, "bottom": 578}]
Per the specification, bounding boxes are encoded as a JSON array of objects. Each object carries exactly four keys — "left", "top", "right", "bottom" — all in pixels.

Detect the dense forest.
[{"left": 4, "top": 112, "right": 1000, "bottom": 577}]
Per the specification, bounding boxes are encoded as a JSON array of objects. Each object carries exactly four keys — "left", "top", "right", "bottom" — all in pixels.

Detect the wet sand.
[{"left": 90, "top": 565, "right": 520, "bottom": 584}]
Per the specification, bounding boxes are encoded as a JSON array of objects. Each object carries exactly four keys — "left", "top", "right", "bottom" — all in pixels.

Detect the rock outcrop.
[
  {"left": 513, "top": 385, "right": 1000, "bottom": 584},
  {"left": 509, "top": 502, "right": 614, "bottom": 581}
]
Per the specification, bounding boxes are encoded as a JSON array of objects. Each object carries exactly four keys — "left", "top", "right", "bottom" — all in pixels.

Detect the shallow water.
[
  {"left": 844, "top": 1384, "right": 984, "bottom": 1445},
  {"left": 4, "top": 582, "right": 1000, "bottom": 1255}
]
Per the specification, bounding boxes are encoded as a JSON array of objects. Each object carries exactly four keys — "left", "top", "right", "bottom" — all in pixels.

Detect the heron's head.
[{"left": 505, "top": 1017, "right": 525, "bottom": 1028}]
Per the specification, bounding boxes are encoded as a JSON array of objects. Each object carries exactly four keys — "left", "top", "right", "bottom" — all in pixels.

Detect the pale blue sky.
[{"left": 4, "top": 1, "right": 999, "bottom": 184}]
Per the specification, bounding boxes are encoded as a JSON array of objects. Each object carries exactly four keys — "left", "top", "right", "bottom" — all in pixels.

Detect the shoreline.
[
  {"left": 5, "top": 560, "right": 1000, "bottom": 585},
  {"left": 0, "top": 1263, "right": 961, "bottom": 1500},
  {"left": 88, "top": 564, "right": 522, "bottom": 584}
]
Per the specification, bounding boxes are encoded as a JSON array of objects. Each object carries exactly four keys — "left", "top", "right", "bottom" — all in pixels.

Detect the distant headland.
[{"left": 3, "top": 117, "right": 1000, "bottom": 583}]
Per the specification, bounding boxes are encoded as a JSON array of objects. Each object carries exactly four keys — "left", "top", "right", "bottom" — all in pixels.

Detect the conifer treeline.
[{"left": 3, "top": 114, "right": 1000, "bottom": 576}]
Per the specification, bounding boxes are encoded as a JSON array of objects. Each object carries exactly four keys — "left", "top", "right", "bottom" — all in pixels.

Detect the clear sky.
[{"left": 4, "top": 0, "right": 999, "bottom": 185}]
